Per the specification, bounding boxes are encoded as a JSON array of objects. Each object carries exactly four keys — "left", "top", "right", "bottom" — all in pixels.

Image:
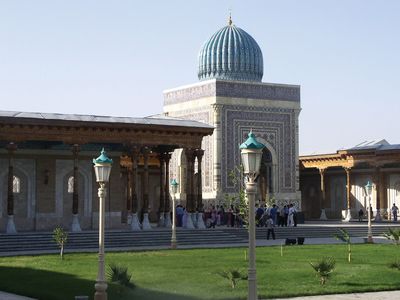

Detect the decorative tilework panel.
[{"left": 221, "top": 105, "right": 297, "bottom": 194}]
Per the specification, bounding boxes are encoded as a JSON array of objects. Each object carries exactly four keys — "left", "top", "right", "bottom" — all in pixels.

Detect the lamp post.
[
  {"left": 93, "top": 148, "right": 113, "bottom": 300},
  {"left": 365, "top": 181, "right": 373, "bottom": 243},
  {"left": 240, "top": 131, "right": 264, "bottom": 300},
  {"left": 171, "top": 179, "right": 179, "bottom": 249}
]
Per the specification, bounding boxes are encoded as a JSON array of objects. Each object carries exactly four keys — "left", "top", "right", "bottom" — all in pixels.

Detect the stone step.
[{"left": 1, "top": 225, "right": 399, "bottom": 255}]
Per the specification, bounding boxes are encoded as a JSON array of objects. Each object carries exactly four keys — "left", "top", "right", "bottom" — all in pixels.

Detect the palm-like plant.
[
  {"left": 310, "top": 257, "right": 335, "bottom": 285},
  {"left": 334, "top": 228, "right": 352, "bottom": 262},
  {"left": 107, "top": 263, "right": 135, "bottom": 289},
  {"left": 389, "top": 260, "right": 400, "bottom": 270},
  {"left": 383, "top": 228, "right": 400, "bottom": 245},
  {"left": 216, "top": 269, "right": 248, "bottom": 289}
]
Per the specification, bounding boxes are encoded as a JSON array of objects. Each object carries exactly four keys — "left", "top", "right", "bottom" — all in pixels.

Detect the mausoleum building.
[{"left": 164, "top": 17, "right": 302, "bottom": 208}]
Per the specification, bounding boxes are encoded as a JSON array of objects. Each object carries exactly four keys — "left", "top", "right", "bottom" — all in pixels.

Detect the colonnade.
[
  {"left": 3, "top": 141, "right": 206, "bottom": 233},
  {"left": 317, "top": 165, "right": 390, "bottom": 221}
]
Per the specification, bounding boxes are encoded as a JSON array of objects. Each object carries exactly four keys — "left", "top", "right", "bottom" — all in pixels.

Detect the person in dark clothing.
[
  {"left": 358, "top": 209, "right": 364, "bottom": 222},
  {"left": 266, "top": 216, "right": 276, "bottom": 240},
  {"left": 255, "top": 204, "right": 264, "bottom": 227}
]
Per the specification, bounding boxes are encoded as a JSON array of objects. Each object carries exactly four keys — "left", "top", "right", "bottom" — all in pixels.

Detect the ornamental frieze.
[{"left": 164, "top": 80, "right": 300, "bottom": 105}]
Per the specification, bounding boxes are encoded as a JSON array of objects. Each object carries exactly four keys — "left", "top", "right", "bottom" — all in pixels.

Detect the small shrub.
[
  {"left": 310, "top": 257, "right": 335, "bottom": 285},
  {"left": 107, "top": 263, "right": 135, "bottom": 289},
  {"left": 52, "top": 226, "right": 68, "bottom": 260},
  {"left": 383, "top": 228, "right": 400, "bottom": 245},
  {"left": 216, "top": 269, "right": 248, "bottom": 289}
]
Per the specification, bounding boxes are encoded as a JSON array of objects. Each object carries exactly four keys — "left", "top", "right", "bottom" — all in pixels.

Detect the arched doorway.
[{"left": 258, "top": 147, "right": 274, "bottom": 204}]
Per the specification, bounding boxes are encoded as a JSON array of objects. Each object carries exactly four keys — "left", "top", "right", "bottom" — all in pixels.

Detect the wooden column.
[
  {"left": 142, "top": 147, "right": 150, "bottom": 214},
  {"left": 344, "top": 167, "right": 352, "bottom": 221},
  {"left": 6, "top": 142, "right": 17, "bottom": 234},
  {"left": 158, "top": 153, "right": 166, "bottom": 226},
  {"left": 72, "top": 144, "right": 80, "bottom": 215},
  {"left": 185, "top": 149, "right": 195, "bottom": 213},
  {"left": 130, "top": 146, "right": 141, "bottom": 230},
  {"left": 123, "top": 167, "right": 131, "bottom": 213},
  {"left": 319, "top": 168, "right": 326, "bottom": 207},
  {"left": 6, "top": 143, "right": 17, "bottom": 216},
  {"left": 141, "top": 146, "right": 152, "bottom": 230},
  {"left": 379, "top": 172, "right": 387, "bottom": 215},
  {"left": 319, "top": 168, "right": 328, "bottom": 220},
  {"left": 196, "top": 149, "right": 204, "bottom": 212},
  {"left": 164, "top": 153, "right": 171, "bottom": 214},
  {"left": 130, "top": 147, "right": 140, "bottom": 214},
  {"left": 374, "top": 167, "right": 383, "bottom": 221},
  {"left": 71, "top": 144, "right": 82, "bottom": 231}
]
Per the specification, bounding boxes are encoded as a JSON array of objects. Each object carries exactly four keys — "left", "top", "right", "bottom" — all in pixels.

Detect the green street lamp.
[
  {"left": 365, "top": 181, "right": 373, "bottom": 243},
  {"left": 239, "top": 131, "right": 264, "bottom": 300},
  {"left": 171, "top": 179, "right": 179, "bottom": 249},
  {"left": 93, "top": 148, "right": 113, "bottom": 300}
]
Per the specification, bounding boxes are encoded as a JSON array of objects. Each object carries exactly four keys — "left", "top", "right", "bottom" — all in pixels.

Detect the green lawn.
[{"left": 0, "top": 244, "right": 400, "bottom": 299}]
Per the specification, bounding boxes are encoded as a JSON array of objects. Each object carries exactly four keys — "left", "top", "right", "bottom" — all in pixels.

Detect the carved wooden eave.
[
  {"left": 301, "top": 148, "right": 400, "bottom": 170},
  {"left": 0, "top": 115, "right": 214, "bottom": 150},
  {"left": 300, "top": 153, "right": 352, "bottom": 169}
]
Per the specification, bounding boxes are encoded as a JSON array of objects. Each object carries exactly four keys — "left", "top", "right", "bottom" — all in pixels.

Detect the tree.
[
  {"left": 334, "top": 228, "right": 352, "bottom": 262},
  {"left": 310, "top": 257, "right": 335, "bottom": 285},
  {"left": 383, "top": 228, "right": 400, "bottom": 245},
  {"left": 225, "top": 165, "right": 248, "bottom": 226},
  {"left": 52, "top": 226, "right": 68, "bottom": 260},
  {"left": 216, "top": 269, "right": 248, "bottom": 289}
]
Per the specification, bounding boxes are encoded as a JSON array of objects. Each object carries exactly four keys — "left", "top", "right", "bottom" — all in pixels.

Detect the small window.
[
  {"left": 13, "top": 176, "right": 20, "bottom": 193},
  {"left": 68, "top": 176, "right": 74, "bottom": 193}
]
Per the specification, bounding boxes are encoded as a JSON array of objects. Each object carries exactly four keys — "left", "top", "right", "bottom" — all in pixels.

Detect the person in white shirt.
[{"left": 288, "top": 204, "right": 296, "bottom": 227}]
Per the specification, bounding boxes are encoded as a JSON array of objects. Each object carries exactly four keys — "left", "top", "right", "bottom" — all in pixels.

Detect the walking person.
[
  {"left": 358, "top": 209, "right": 364, "bottom": 222},
  {"left": 392, "top": 203, "right": 399, "bottom": 222},
  {"left": 266, "top": 215, "right": 276, "bottom": 240}
]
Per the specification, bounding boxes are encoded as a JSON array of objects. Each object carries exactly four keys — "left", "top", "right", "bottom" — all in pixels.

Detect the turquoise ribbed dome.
[{"left": 198, "top": 20, "right": 263, "bottom": 82}]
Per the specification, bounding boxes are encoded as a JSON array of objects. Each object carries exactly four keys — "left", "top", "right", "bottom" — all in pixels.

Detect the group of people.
[
  {"left": 174, "top": 204, "right": 245, "bottom": 228},
  {"left": 174, "top": 202, "right": 299, "bottom": 230},
  {"left": 255, "top": 203, "right": 298, "bottom": 228},
  {"left": 204, "top": 205, "right": 244, "bottom": 228}
]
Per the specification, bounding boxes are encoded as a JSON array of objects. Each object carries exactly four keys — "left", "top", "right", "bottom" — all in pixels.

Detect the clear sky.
[{"left": 1, "top": 0, "right": 399, "bottom": 155}]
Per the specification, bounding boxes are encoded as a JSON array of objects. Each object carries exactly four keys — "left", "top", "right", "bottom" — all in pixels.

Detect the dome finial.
[{"left": 228, "top": 10, "right": 233, "bottom": 26}]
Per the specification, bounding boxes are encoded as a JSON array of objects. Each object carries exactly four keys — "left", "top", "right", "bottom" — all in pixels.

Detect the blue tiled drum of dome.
[{"left": 198, "top": 19, "right": 263, "bottom": 82}]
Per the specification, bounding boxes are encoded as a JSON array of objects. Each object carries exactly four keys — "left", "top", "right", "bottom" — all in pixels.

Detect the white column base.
[
  {"left": 344, "top": 209, "right": 352, "bottom": 222},
  {"left": 6, "top": 215, "right": 17, "bottom": 234},
  {"left": 158, "top": 213, "right": 165, "bottom": 227},
  {"left": 164, "top": 212, "right": 172, "bottom": 227},
  {"left": 130, "top": 213, "right": 141, "bottom": 231},
  {"left": 375, "top": 209, "right": 382, "bottom": 222},
  {"left": 127, "top": 213, "right": 132, "bottom": 225},
  {"left": 142, "top": 213, "right": 152, "bottom": 230},
  {"left": 196, "top": 212, "right": 206, "bottom": 229},
  {"left": 71, "top": 214, "right": 82, "bottom": 232},
  {"left": 319, "top": 209, "right": 328, "bottom": 220},
  {"left": 185, "top": 212, "right": 195, "bottom": 229}
]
